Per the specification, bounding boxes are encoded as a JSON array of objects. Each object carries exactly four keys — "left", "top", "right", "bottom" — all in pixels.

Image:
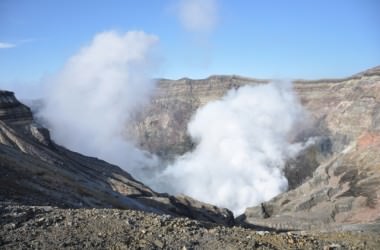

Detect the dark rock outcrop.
[{"left": 0, "top": 91, "right": 33, "bottom": 124}]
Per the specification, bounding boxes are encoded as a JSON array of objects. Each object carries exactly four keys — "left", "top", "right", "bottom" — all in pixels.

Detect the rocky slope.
[
  {"left": 3, "top": 203, "right": 380, "bottom": 250},
  {"left": 129, "top": 66, "right": 380, "bottom": 231},
  {"left": 0, "top": 90, "right": 233, "bottom": 226}
]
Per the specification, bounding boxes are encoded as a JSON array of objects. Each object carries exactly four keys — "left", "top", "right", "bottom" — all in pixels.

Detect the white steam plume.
[
  {"left": 176, "top": 0, "right": 218, "bottom": 33},
  {"left": 152, "top": 82, "right": 308, "bottom": 215},
  {"left": 36, "top": 29, "right": 309, "bottom": 216},
  {"left": 39, "top": 31, "right": 159, "bottom": 174}
]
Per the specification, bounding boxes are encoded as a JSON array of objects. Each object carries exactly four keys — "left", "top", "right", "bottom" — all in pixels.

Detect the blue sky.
[{"left": 0, "top": 0, "right": 379, "bottom": 84}]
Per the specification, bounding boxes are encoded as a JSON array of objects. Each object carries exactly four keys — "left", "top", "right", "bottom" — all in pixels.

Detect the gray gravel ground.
[{"left": 1, "top": 203, "right": 380, "bottom": 249}]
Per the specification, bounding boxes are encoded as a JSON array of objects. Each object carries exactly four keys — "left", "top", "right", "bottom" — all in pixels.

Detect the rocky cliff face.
[
  {"left": 0, "top": 91, "right": 33, "bottom": 124},
  {"left": 128, "top": 66, "right": 380, "bottom": 231},
  {"left": 128, "top": 75, "right": 266, "bottom": 159},
  {"left": 0, "top": 90, "right": 234, "bottom": 226}
]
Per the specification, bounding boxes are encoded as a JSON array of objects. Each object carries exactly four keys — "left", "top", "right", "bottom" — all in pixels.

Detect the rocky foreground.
[{"left": 1, "top": 203, "right": 379, "bottom": 250}]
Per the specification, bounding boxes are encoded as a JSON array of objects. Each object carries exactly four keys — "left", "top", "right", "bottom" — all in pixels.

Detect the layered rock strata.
[{"left": 0, "top": 91, "right": 32, "bottom": 124}]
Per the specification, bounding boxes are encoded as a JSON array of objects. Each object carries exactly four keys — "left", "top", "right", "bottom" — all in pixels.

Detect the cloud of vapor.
[
  {"left": 151, "top": 82, "right": 309, "bottom": 215},
  {"left": 171, "top": 0, "right": 219, "bottom": 77},
  {"left": 176, "top": 0, "right": 218, "bottom": 34},
  {"left": 0, "top": 42, "right": 16, "bottom": 49},
  {"left": 39, "top": 31, "right": 159, "bottom": 173},
  {"left": 0, "top": 39, "right": 37, "bottom": 50},
  {"left": 30, "top": 27, "right": 308, "bottom": 216}
]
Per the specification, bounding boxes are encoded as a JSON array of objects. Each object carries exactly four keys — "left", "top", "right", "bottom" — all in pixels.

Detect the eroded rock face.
[
  {"left": 0, "top": 91, "right": 234, "bottom": 226},
  {"left": 238, "top": 140, "right": 380, "bottom": 231}
]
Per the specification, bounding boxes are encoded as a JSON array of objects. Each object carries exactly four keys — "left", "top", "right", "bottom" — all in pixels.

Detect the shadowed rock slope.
[{"left": 0, "top": 90, "right": 233, "bottom": 226}]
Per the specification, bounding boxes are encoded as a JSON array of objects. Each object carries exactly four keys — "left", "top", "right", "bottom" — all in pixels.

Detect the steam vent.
[{"left": 0, "top": 90, "right": 33, "bottom": 124}]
